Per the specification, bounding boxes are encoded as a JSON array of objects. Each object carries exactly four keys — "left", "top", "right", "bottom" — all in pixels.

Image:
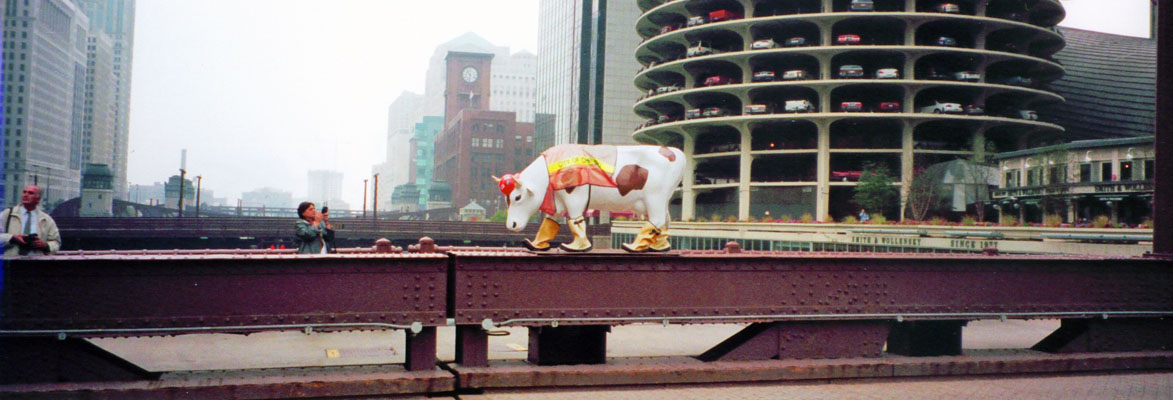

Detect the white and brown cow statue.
[{"left": 494, "top": 144, "right": 686, "bottom": 252}]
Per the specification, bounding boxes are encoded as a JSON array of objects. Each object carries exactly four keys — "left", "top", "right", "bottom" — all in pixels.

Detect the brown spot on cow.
[
  {"left": 616, "top": 165, "right": 649, "bottom": 196},
  {"left": 658, "top": 147, "right": 676, "bottom": 162}
]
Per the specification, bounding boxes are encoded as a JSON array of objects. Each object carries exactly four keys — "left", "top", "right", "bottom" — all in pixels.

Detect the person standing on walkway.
[
  {"left": 295, "top": 201, "right": 328, "bottom": 254},
  {"left": 859, "top": 208, "right": 870, "bottom": 223},
  {"left": 0, "top": 185, "right": 61, "bottom": 256}
]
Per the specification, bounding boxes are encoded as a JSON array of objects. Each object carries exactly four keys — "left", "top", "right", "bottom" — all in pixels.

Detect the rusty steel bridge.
[{"left": 1, "top": 6, "right": 1172, "bottom": 398}]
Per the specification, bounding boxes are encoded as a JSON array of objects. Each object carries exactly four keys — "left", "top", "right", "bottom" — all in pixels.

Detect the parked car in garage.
[
  {"left": 993, "top": 76, "right": 1033, "bottom": 87},
  {"left": 839, "top": 101, "right": 864, "bottom": 112},
  {"left": 686, "top": 43, "right": 714, "bottom": 57},
  {"left": 703, "top": 75, "right": 736, "bottom": 86},
  {"left": 654, "top": 85, "right": 680, "bottom": 94},
  {"left": 784, "top": 100, "right": 815, "bottom": 113},
  {"left": 850, "top": 0, "right": 874, "bottom": 11},
  {"left": 836, "top": 34, "right": 862, "bottom": 45},
  {"left": 934, "top": 36, "right": 959, "bottom": 47},
  {"left": 685, "top": 108, "right": 702, "bottom": 119},
  {"left": 1019, "top": 110, "right": 1038, "bottom": 120},
  {"left": 782, "top": 70, "right": 809, "bottom": 80},
  {"left": 744, "top": 104, "right": 772, "bottom": 115},
  {"left": 656, "top": 115, "right": 675, "bottom": 124},
  {"left": 687, "top": 16, "right": 706, "bottom": 27},
  {"left": 660, "top": 24, "right": 680, "bottom": 34},
  {"left": 920, "top": 102, "right": 963, "bottom": 114},
  {"left": 702, "top": 107, "right": 730, "bottom": 117},
  {"left": 833, "top": 171, "right": 862, "bottom": 181},
  {"left": 965, "top": 104, "right": 985, "bottom": 115},
  {"left": 709, "top": 9, "right": 742, "bottom": 22},
  {"left": 785, "top": 36, "right": 809, "bottom": 47},
  {"left": 751, "top": 39, "right": 777, "bottom": 50},
  {"left": 924, "top": 67, "right": 951, "bottom": 80},
  {"left": 875, "top": 68, "right": 900, "bottom": 79},
  {"left": 934, "top": 3, "right": 961, "bottom": 13},
  {"left": 838, "top": 64, "right": 865, "bottom": 78},
  {"left": 953, "top": 71, "right": 981, "bottom": 82},
  {"left": 877, "top": 102, "right": 902, "bottom": 112},
  {"left": 752, "top": 70, "right": 776, "bottom": 82}
]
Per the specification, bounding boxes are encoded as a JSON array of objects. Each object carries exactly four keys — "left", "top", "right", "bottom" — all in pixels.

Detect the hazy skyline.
[{"left": 126, "top": 0, "right": 1152, "bottom": 209}]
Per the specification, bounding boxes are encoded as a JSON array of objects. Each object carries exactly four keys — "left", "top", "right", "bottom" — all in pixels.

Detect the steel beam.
[
  {"left": 0, "top": 254, "right": 449, "bottom": 382},
  {"left": 1, "top": 254, "right": 448, "bottom": 332},
  {"left": 456, "top": 325, "right": 490, "bottom": 367},
  {"left": 698, "top": 321, "right": 889, "bottom": 361},
  {"left": 887, "top": 320, "right": 967, "bottom": 356},
  {"left": 528, "top": 325, "right": 609, "bottom": 365},
  {"left": 0, "top": 337, "right": 157, "bottom": 384},
  {"left": 452, "top": 252, "right": 1173, "bottom": 328},
  {"left": 405, "top": 327, "right": 438, "bottom": 371},
  {"left": 1032, "top": 318, "right": 1173, "bottom": 353}
]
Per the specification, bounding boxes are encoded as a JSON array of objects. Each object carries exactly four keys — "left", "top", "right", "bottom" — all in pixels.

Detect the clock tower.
[{"left": 444, "top": 51, "right": 494, "bottom": 123}]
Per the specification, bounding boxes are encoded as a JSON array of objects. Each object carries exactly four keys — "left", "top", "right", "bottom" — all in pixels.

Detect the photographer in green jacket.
[{"left": 295, "top": 201, "right": 333, "bottom": 254}]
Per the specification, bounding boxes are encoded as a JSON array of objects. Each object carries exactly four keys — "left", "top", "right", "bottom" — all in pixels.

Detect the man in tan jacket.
[{"left": 0, "top": 185, "right": 60, "bottom": 256}]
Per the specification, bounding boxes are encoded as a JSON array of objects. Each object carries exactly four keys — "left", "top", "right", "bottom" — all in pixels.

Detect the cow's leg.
[
  {"left": 558, "top": 189, "right": 592, "bottom": 252},
  {"left": 524, "top": 216, "right": 560, "bottom": 251},
  {"left": 622, "top": 199, "right": 670, "bottom": 252}
]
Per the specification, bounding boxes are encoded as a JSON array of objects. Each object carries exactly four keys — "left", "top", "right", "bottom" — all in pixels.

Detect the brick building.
[{"left": 434, "top": 51, "right": 535, "bottom": 215}]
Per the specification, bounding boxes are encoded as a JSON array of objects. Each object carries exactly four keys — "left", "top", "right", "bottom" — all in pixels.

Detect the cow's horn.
[{"left": 492, "top": 175, "right": 501, "bottom": 183}]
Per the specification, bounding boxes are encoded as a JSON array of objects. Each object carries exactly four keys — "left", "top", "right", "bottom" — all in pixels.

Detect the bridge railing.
[{"left": 3, "top": 238, "right": 1171, "bottom": 384}]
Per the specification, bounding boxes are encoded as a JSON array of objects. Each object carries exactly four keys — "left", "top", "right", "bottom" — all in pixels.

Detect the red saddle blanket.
[{"left": 540, "top": 144, "right": 618, "bottom": 214}]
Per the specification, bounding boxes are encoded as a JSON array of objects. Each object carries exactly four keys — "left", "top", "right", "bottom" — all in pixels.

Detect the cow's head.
[{"left": 494, "top": 173, "right": 541, "bottom": 231}]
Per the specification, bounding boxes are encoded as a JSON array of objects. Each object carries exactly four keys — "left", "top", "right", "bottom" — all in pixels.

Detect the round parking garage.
[{"left": 634, "top": 0, "right": 1066, "bottom": 222}]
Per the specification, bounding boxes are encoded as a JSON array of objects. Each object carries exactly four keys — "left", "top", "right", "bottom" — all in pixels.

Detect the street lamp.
[
  {"left": 177, "top": 168, "right": 187, "bottom": 218},
  {"left": 195, "top": 175, "right": 203, "bottom": 218},
  {"left": 362, "top": 178, "right": 368, "bottom": 218},
  {"left": 372, "top": 173, "right": 380, "bottom": 221}
]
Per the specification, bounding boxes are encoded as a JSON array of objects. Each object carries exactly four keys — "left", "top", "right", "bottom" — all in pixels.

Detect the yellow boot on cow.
[
  {"left": 649, "top": 227, "right": 671, "bottom": 252},
  {"left": 523, "top": 217, "right": 560, "bottom": 251},
  {"left": 559, "top": 216, "right": 593, "bottom": 252},
  {"left": 621, "top": 222, "right": 660, "bottom": 252}
]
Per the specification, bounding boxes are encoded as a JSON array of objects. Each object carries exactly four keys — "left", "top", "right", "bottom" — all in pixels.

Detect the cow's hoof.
[
  {"left": 523, "top": 240, "right": 552, "bottom": 251},
  {"left": 647, "top": 245, "right": 671, "bottom": 253},
  {"left": 620, "top": 243, "right": 648, "bottom": 253},
  {"left": 559, "top": 243, "right": 593, "bottom": 253}
]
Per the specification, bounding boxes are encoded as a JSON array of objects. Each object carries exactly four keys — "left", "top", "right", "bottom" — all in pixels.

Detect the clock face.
[{"left": 462, "top": 67, "right": 478, "bottom": 83}]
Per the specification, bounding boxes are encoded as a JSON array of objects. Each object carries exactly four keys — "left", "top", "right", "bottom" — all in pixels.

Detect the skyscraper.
[
  {"left": 307, "top": 169, "right": 347, "bottom": 210},
  {"left": 1, "top": 0, "right": 93, "bottom": 206},
  {"left": 83, "top": 32, "right": 116, "bottom": 167},
  {"left": 536, "top": 0, "right": 643, "bottom": 148},
  {"left": 79, "top": 0, "right": 134, "bottom": 200},
  {"left": 423, "top": 32, "right": 536, "bottom": 123}
]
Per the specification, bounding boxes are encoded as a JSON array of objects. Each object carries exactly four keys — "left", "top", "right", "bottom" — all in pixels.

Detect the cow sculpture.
[{"left": 494, "top": 144, "right": 686, "bottom": 252}]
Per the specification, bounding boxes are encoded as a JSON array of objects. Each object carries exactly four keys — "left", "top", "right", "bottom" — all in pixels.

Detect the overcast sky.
[{"left": 126, "top": 0, "right": 1152, "bottom": 208}]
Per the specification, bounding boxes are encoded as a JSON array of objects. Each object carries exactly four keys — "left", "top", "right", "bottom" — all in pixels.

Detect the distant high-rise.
[
  {"left": 378, "top": 91, "right": 425, "bottom": 198},
  {"left": 536, "top": 0, "right": 643, "bottom": 147},
  {"left": 307, "top": 169, "right": 347, "bottom": 210},
  {"left": 241, "top": 187, "right": 294, "bottom": 209},
  {"left": 79, "top": 0, "right": 134, "bottom": 200},
  {"left": 1, "top": 0, "right": 93, "bottom": 207},
  {"left": 83, "top": 32, "right": 116, "bottom": 168},
  {"left": 423, "top": 32, "right": 536, "bottom": 123}
]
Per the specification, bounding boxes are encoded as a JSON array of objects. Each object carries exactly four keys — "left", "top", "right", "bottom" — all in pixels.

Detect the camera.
[{"left": 18, "top": 233, "right": 38, "bottom": 255}]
